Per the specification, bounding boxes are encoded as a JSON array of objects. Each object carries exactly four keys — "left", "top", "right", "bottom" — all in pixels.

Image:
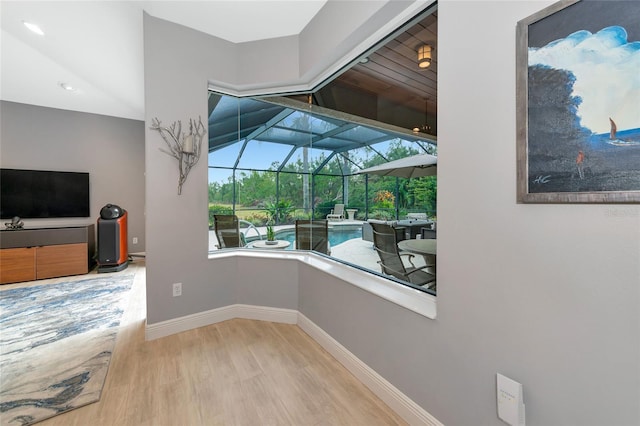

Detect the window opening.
[
  {"left": 207, "top": 3, "right": 439, "bottom": 295},
  {"left": 208, "top": 93, "right": 437, "bottom": 296}
]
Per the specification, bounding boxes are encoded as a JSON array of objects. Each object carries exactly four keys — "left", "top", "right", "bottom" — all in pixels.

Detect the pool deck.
[
  {"left": 330, "top": 237, "right": 379, "bottom": 271},
  {"left": 209, "top": 219, "right": 427, "bottom": 273}
]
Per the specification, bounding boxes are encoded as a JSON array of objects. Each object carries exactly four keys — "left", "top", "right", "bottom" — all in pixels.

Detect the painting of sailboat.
[
  {"left": 517, "top": 0, "right": 640, "bottom": 203},
  {"left": 605, "top": 118, "right": 640, "bottom": 147}
]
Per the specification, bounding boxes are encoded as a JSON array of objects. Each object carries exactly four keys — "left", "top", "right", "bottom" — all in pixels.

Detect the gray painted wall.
[
  {"left": 144, "top": 3, "right": 639, "bottom": 426},
  {"left": 141, "top": 1, "right": 424, "bottom": 324},
  {"left": 434, "top": 2, "right": 639, "bottom": 424},
  {"left": 0, "top": 101, "right": 146, "bottom": 252}
]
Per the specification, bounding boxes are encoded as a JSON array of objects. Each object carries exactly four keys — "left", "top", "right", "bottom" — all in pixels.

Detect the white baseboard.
[
  {"left": 145, "top": 305, "right": 442, "bottom": 426},
  {"left": 145, "top": 304, "right": 297, "bottom": 340},
  {"left": 234, "top": 304, "right": 298, "bottom": 324},
  {"left": 297, "top": 312, "right": 443, "bottom": 426}
]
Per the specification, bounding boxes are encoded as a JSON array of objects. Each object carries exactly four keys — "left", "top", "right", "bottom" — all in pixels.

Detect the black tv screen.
[{"left": 0, "top": 169, "right": 90, "bottom": 219}]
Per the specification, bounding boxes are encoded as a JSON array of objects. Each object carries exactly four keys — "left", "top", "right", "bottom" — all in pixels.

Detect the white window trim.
[{"left": 210, "top": 249, "right": 436, "bottom": 319}]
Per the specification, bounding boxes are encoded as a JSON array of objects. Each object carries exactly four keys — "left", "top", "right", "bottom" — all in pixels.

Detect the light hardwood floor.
[{"left": 4, "top": 259, "right": 407, "bottom": 425}]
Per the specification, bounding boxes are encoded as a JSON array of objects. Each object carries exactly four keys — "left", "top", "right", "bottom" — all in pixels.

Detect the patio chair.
[
  {"left": 370, "top": 222, "right": 435, "bottom": 289},
  {"left": 421, "top": 228, "right": 436, "bottom": 239},
  {"left": 326, "top": 203, "right": 345, "bottom": 221},
  {"left": 213, "top": 214, "right": 246, "bottom": 248},
  {"left": 295, "top": 219, "right": 331, "bottom": 255},
  {"left": 362, "top": 219, "right": 406, "bottom": 243}
]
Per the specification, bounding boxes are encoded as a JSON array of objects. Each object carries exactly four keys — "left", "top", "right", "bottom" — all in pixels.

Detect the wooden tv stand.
[{"left": 0, "top": 225, "right": 95, "bottom": 284}]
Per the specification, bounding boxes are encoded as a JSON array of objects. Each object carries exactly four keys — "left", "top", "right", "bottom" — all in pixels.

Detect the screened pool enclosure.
[
  {"left": 208, "top": 94, "right": 436, "bottom": 223},
  {"left": 208, "top": 92, "right": 437, "bottom": 292}
]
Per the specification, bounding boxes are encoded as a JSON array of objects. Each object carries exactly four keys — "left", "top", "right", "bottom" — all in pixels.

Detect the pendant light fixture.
[
  {"left": 417, "top": 44, "right": 432, "bottom": 69},
  {"left": 413, "top": 99, "right": 432, "bottom": 134}
]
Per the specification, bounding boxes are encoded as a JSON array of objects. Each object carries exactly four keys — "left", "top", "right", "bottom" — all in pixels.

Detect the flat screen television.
[{"left": 0, "top": 168, "right": 90, "bottom": 219}]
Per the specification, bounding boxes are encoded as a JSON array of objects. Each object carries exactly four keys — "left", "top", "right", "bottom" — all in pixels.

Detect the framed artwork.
[{"left": 516, "top": 0, "right": 640, "bottom": 203}]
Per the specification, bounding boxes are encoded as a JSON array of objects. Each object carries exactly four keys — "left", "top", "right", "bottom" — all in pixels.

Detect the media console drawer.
[
  {"left": 0, "top": 225, "right": 95, "bottom": 284},
  {"left": 0, "top": 247, "right": 36, "bottom": 284},
  {"left": 36, "top": 243, "right": 88, "bottom": 280}
]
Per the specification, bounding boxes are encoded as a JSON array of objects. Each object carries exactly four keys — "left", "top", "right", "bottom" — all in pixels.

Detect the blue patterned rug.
[{"left": 0, "top": 275, "right": 133, "bottom": 425}]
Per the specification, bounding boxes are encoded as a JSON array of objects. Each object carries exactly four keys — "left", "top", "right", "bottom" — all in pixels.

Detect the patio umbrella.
[{"left": 355, "top": 153, "right": 437, "bottom": 178}]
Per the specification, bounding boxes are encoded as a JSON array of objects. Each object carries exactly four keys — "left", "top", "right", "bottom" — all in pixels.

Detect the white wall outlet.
[
  {"left": 132, "top": 237, "right": 138, "bottom": 244},
  {"left": 172, "top": 282, "right": 182, "bottom": 297},
  {"left": 497, "top": 373, "right": 525, "bottom": 426}
]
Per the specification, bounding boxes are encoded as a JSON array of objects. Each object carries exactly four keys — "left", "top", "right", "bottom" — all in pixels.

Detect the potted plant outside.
[{"left": 265, "top": 223, "right": 277, "bottom": 244}]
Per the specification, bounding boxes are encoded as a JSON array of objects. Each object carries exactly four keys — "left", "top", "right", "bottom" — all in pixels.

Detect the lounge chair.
[
  {"left": 213, "top": 214, "right": 246, "bottom": 248},
  {"left": 370, "top": 222, "right": 435, "bottom": 288},
  {"left": 295, "top": 219, "right": 331, "bottom": 255},
  {"left": 326, "top": 203, "right": 345, "bottom": 221}
]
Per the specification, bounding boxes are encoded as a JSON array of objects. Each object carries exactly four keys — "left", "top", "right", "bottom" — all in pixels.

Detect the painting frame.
[{"left": 516, "top": 0, "right": 640, "bottom": 203}]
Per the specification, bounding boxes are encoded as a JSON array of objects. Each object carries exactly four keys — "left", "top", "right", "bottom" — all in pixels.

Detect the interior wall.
[
  {"left": 436, "top": 1, "right": 639, "bottom": 424},
  {"left": 302, "top": 2, "right": 640, "bottom": 424},
  {"left": 143, "top": 14, "right": 254, "bottom": 324},
  {"left": 143, "top": 3, "right": 640, "bottom": 426},
  {"left": 0, "top": 101, "right": 146, "bottom": 252},
  {"left": 141, "top": 0, "right": 434, "bottom": 325}
]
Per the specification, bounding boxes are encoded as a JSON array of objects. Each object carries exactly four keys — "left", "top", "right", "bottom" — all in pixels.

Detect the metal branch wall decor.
[{"left": 150, "top": 117, "right": 205, "bottom": 195}]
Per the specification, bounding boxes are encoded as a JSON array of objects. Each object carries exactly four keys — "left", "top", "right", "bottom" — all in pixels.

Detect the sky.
[
  {"left": 207, "top": 138, "right": 420, "bottom": 185},
  {"left": 528, "top": 25, "right": 640, "bottom": 134}
]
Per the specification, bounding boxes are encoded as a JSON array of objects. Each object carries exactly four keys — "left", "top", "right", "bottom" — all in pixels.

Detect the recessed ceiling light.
[
  {"left": 23, "top": 21, "right": 44, "bottom": 36},
  {"left": 359, "top": 57, "right": 370, "bottom": 64},
  {"left": 59, "top": 82, "right": 77, "bottom": 92}
]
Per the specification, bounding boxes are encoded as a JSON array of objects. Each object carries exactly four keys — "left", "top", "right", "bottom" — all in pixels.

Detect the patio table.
[
  {"left": 397, "top": 239, "right": 436, "bottom": 273},
  {"left": 251, "top": 240, "right": 290, "bottom": 250},
  {"left": 397, "top": 238, "right": 436, "bottom": 255}
]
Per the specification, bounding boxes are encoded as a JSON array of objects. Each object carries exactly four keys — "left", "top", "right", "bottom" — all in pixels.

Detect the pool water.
[{"left": 275, "top": 226, "right": 362, "bottom": 249}]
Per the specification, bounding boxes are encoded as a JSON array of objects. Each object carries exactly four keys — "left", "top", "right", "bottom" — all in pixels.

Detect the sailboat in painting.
[{"left": 606, "top": 118, "right": 640, "bottom": 147}]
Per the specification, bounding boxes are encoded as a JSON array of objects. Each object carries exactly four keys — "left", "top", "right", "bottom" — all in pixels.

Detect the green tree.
[
  {"left": 208, "top": 138, "right": 437, "bottom": 220},
  {"left": 237, "top": 170, "right": 275, "bottom": 206},
  {"left": 408, "top": 176, "right": 437, "bottom": 215},
  {"left": 208, "top": 182, "right": 219, "bottom": 203}
]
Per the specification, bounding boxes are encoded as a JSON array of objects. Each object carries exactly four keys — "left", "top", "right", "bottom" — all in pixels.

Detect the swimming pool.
[{"left": 274, "top": 225, "right": 363, "bottom": 249}]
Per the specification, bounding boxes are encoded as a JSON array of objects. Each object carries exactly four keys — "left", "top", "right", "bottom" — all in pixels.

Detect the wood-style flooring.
[{"left": 3, "top": 259, "right": 406, "bottom": 425}]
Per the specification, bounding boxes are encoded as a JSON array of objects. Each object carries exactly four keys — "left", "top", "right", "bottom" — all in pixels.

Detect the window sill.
[{"left": 209, "top": 249, "right": 436, "bottom": 319}]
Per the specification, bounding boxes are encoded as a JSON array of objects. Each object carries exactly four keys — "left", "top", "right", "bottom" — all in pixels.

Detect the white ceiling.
[
  {"left": 0, "top": 1, "right": 327, "bottom": 120},
  {"left": 0, "top": 1, "right": 430, "bottom": 122},
  {"left": 140, "top": 1, "right": 327, "bottom": 43}
]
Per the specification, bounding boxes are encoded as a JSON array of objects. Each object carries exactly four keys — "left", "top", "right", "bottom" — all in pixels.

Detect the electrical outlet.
[
  {"left": 132, "top": 237, "right": 138, "bottom": 244},
  {"left": 172, "top": 282, "right": 182, "bottom": 297}
]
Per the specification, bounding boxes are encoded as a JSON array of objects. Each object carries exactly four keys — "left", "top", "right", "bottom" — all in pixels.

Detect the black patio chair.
[
  {"left": 295, "top": 219, "right": 331, "bottom": 255},
  {"left": 213, "top": 214, "right": 245, "bottom": 248},
  {"left": 370, "top": 222, "right": 435, "bottom": 289},
  {"left": 421, "top": 228, "right": 437, "bottom": 239}
]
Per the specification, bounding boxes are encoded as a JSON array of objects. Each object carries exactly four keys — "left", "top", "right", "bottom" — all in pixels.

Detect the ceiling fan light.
[{"left": 417, "top": 44, "right": 432, "bottom": 69}]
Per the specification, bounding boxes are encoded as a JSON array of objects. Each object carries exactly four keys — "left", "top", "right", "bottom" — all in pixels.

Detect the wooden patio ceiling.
[{"left": 289, "top": 6, "right": 438, "bottom": 137}]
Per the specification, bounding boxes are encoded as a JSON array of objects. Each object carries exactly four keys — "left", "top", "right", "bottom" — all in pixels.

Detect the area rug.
[{"left": 0, "top": 275, "right": 134, "bottom": 425}]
